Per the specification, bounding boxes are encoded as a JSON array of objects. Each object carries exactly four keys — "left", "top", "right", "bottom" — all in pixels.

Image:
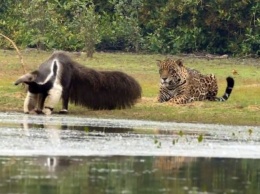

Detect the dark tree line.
[{"left": 0, "top": 0, "right": 259, "bottom": 57}]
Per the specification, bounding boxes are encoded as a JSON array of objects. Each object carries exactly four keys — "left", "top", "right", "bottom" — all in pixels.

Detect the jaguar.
[{"left": 157, "top": 58, "right": 234, "bottom": 104}]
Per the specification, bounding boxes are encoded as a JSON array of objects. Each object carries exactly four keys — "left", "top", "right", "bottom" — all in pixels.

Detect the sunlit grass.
[{"left": 0, "top": 49, "right": 259, "bottom": 126}]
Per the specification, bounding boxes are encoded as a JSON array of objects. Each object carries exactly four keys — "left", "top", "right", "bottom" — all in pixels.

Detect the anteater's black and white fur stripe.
[{"left": 15, "top": 52, "right": 142, "bottom": 115}]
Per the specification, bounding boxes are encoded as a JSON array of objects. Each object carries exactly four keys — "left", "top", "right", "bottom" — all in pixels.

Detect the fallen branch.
[
  {"left": 205, "top": 54, "right": 228, "bottom": 60},
  {"left": 181, "top": 53, "right": 229, "bottom": 60},
  {"left": 0, "top": 33, "right": 26, "bottom": 73}
]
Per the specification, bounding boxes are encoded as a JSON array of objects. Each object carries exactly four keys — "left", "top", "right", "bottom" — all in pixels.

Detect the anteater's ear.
[
  {"left": 156, "top": 60, "right": 161, "bottom": 67},
  {"left": 14, "top": 71, "right": 38, "bottom": 85},
  {"left": 176, "top": 59, "right": 183, "bottom": 67}
]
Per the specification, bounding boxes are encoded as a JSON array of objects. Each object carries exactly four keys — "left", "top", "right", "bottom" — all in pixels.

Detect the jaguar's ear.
[
  {"left": 176, "top": 59, "right": 183, "bottom": 67},
  {"left": 156, "top": 60, "right": 161, "bottom": 67}
]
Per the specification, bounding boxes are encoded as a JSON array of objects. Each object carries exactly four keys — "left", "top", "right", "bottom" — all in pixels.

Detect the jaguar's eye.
[{"left": 169, "top": 68, "right": 175, "bottom": 73}]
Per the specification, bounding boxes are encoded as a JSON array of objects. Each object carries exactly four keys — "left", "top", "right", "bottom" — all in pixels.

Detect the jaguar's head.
[{"left": 157, "top": 58, "right": 187, "bottom": 89}]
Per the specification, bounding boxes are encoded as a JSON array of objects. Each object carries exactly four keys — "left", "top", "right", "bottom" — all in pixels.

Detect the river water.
[{"left": 0, "top": 112, "right": 259, "bottom": 193}]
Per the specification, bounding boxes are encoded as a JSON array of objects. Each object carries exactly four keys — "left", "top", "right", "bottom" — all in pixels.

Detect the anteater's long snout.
[{"left": 14, "top": 73, "right": 36, "bottom": 85}]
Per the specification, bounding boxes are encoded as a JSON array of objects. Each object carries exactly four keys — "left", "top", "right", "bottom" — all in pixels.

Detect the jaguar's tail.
[{"left": 216, "top": 76, "right": 234, "bottom": 101}]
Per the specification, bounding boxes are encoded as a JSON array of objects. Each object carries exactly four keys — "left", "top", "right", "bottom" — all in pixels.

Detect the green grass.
[{"left": 0, "top": 49, "right": 260, "bottom": 126}]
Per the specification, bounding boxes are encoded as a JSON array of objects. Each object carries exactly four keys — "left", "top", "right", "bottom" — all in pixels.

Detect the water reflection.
[
  {"left": 0, "top": 114, "right": 259, "bottom": 158},
  {"left": 21, "top": 114, "right": 135, "bottom": 133},
  {"left": 0, "top": 156, "right": 259, "bottom": 194},
  {"left": 0, "top": 113, "right": 260, "bottom": 193},
  {"left": 19, "top": 115, "right": 137, "bottom": 151}
]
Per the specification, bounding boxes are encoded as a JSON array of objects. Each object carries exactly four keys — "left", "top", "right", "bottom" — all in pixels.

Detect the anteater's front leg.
[
  {"left": 23, "top": 92, "right": 38, "bottom": 114},
  {"left": 34, "top": 94, "right": 47, "bottom": 114},
  {"left": 42, "top": 84, "right": 62, "bottom": 115}
]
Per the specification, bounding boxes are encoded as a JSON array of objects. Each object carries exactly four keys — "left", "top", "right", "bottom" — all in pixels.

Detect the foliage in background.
[
  {"left": 63, "top": 0, "right": 100, "bottom": 57},
  {"left": 0, "top": 0, "right": 259, "bottom": 56}
]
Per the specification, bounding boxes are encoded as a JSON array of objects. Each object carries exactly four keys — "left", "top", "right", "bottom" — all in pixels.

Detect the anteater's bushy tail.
[{"left": 69, "top": 63, "right": 142, "bottom": 110}]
